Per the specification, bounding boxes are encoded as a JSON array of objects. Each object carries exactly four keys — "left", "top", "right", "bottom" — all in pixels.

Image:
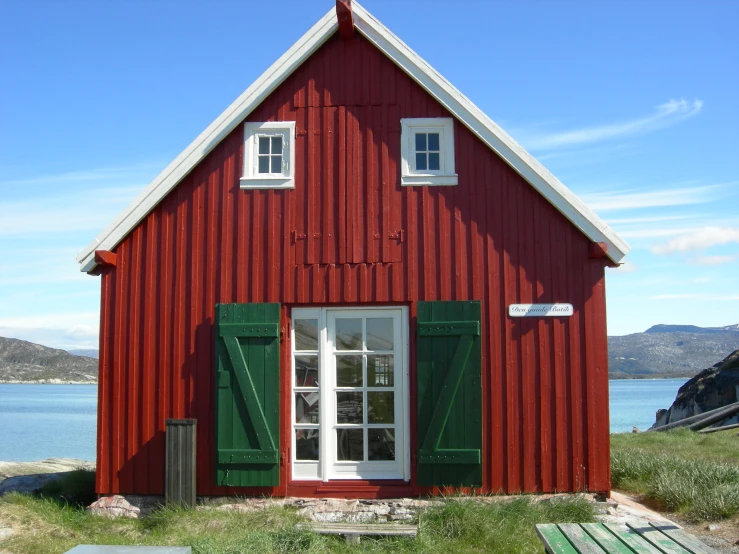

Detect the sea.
[{"left": 0, "top": 379, "right": 688, "bottom": 462}]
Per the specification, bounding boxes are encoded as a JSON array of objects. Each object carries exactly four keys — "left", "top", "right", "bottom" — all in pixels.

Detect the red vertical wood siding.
[{"left": 95, "top": 33, "right": 611, "bottom": 496}]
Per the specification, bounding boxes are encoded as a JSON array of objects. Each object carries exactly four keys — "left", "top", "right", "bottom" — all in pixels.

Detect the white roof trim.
[{"left": 77, "top": 1, "right": 628, "bottom": 272}]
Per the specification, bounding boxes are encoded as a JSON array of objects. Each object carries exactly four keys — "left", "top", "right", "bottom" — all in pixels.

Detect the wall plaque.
[{"left": 508, "top": 303, "right": 573, "bottom": 317}]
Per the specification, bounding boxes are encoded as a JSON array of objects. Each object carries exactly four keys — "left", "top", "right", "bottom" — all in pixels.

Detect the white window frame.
[
  {"left": 240, "top": 121, "right": 296, "bottom": 189},
  {"left": 400, "top": 117, "right": 458, "bottom": 186},
  {"left": 290, "top": 306, "right": 410, "bottom": 482}
]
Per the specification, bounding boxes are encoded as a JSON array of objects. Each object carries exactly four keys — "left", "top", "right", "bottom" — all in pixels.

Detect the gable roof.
[{"left": 77, "top": 1, "right": 629, "bottom": 273}]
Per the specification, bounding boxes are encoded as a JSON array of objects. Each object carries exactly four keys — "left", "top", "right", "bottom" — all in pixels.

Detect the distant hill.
[
  {"left": 67, "top": 349, "right": 99, "bottom": 359},
  {"left": 608, "top": 324, "right": 739, "bottom": 378},
  {"left": 0, "top": 337, "right": 98, "bottom": 383}
]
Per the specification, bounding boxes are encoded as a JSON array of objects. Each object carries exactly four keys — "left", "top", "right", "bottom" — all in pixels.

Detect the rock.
[
  {"left": 0, "top": 458, "right": 94, "bottom": 495},
  {"left": 705, "top": 524, "right": 721, "bottom": 532},
  {"left": 87, "top": 495, "right": 141, "bottom": 519},
  {"left": 651, "top": 350, "right": 739, "bottom": 429},
  {"left": 632, "top": 426, "right": 640, "bottom": 433},
  {"left": 0, "top": 527, "right": 12, "bottom": 541}
]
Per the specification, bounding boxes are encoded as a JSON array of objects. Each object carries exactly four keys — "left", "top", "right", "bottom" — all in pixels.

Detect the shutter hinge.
[
  {"left": 291, "top": 230, "right": 307, "bottom": 243},
  {"left": 280, "top": 327, "right": 285, "bottom": 343},
  {"left": 280, "top": 448, "right": 288, "bottom": 467}
]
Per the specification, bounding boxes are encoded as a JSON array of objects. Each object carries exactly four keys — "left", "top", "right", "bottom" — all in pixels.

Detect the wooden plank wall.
[{"left": 95, "top": 33, "right": 610, "bottom": 497}]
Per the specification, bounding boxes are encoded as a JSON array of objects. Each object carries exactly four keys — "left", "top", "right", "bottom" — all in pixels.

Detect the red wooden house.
[{"left": 77, "top": 1, "right": 629, "bottom": 499}]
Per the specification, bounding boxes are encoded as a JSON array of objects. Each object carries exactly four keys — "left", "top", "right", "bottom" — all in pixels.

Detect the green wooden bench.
[
  {"left": 536, "top": 521, "right": 718, "bottom": 554},
  {"left": 296, "top": 522, "right": 417, "bottom": 544}
]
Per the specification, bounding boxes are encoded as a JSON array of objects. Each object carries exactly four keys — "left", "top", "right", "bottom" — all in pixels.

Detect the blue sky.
[{"left": 1, "top": 0, "right": 737, "bottom": 350}]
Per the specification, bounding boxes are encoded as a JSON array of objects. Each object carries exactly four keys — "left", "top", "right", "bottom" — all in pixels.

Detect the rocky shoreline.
[
  {"left": 0, "top": 458, "right": 95, "bottom": 496},
  {"left": 0, "top": 380, "right": 97, "bottom": 385}
]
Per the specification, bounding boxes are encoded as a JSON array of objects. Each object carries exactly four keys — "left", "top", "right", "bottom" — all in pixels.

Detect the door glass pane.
[
  {"left": 336, "top": 428, "right": 363, "bottom": 461},
  {"left": 295, "top": 429, "right": 319, "bottom": 461},
  {"left": 336, "top": 392, "right": 363, "bottom": 424},
  {"left": 295, "top": 392, "right": 319, "bottom": 424},
  {"left": 336, "top": 355, "right": 363, "bottom": 387},
  {"left": 294, "top": 319, "right": 318, "bottom": 351},
  {"left": 294, "top": 355, "right": 318, "bottom": 387},
  {"left": 367, "top": 391, "right": 394, "bottom": 423},
  {"left": 366, "top": 318, "right": 393, "bottom": 351},
  {"left": 335, "top": 318, "right": 362, "bottom": 350},
  {"left": 367, "top": 355, "right": 393, "bottom": 387},
  {"left": 368, "top": 429, "right": 395, "bottom": 461}
]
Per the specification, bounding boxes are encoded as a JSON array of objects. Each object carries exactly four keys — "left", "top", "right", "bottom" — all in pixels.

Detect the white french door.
[{"left": 291, "top": 307, "right": 409, "bottom": 481}]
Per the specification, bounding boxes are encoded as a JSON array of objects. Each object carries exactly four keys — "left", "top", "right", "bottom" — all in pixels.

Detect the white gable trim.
[{"left": 77, "top": 2, "right": 628, "bottom": 272}]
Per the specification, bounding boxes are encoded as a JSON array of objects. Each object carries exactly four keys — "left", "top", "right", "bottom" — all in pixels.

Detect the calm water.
[
  {"left": 609, "top": 378, "right": 688, "bottom": 433},
  {"left": 0, "top": 379, "right": 688, "bottom": 461},
  {"left": 0, "top": 384, "right": 97, "bottom": 462}
]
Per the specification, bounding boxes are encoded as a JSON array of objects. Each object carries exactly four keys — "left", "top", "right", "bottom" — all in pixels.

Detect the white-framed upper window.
[
  {"left": 240, "top": 121, "right": 296, "bottom": 189},
  {"left": 400, "top": 117, "right": 458, "bottom": 186}
]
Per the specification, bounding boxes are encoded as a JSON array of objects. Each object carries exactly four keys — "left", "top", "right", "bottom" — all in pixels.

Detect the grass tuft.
[
  {"left": 37, "top": 468, "right": 97, "bottom": 508},
  {"left": 611, "top": 428, "right": 739, "bottom": 522}
]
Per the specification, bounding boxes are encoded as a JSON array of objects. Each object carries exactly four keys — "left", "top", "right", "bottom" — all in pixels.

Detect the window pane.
[
  {"left": 295, "top": 392, "right": 319, "bottom": 424},
  {"left": 368, "top": 391, "right": 394, "bottom": 423},
  {"left": 258, "top": 137, "right": 270, "bottom": 155},
  {"left": 258, "top": 156, "right": 269, "bottom": 174},
  {"left": 428, "top": 132, "right": 440, "bottom": 151},
  {"left": 428, "top": 152, "right": 440, "bottom": 171},
  {"left": 366, "top": 318, "right": 393, "bottom": 351},
  {"left": 367, "top": 354, "right": 394, "bottom": 387},
  {"left": 368, "top": 429, "right": 395, "bottom": 461},
  {"left": 336, "top": 355, "right": 363, "bottom": 387},
  {"left": 336, "top": 391, "right": 363, "bottom": 424},
  {"left": 415, "top": 153, "right": 427, "bottom": 171},
  {"left": 271, "top": 155, "right": 282, "bottom": 174},
  {"left": 294, "top": 319, "right": 318, "bottom": 351},
  {"left": 335, "top": 318, "right": 362, "bottom": 350},
  {"left": 271, "top": 136, "right": 283, "bottom": 154},
  {"left": 294, "top": 355, "right": 318, "bottom": 387},
  {"left": 295, "top": 429, "right": 319, "bottom": 461},
  {"left": 415, "top": 132, "right": 427, "bottom": 151},
  {"left": 336, "top": 428, "right": 363, "bottom": 461}
]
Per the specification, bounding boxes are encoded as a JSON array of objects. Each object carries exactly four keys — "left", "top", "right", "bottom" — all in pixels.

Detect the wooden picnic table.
[{"left": 536, "top": 521, "right": 718, "bottom": 554}]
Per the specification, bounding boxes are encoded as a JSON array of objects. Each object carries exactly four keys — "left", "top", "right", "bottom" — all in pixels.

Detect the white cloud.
[
  {"left": 652, "top": 227, "right": 739, "bottom": 254},
  {"left": 690, "top": 255, "right": 738, "bottom": 266},
  {"left": 517, "top": 98, "right": 703, "bottom": 151},
  {"left": 650, "top": 294, "right": 702, "bottom": 300},
  {"left": 580, "top": 184, "right": 725, "bottom": 212}
]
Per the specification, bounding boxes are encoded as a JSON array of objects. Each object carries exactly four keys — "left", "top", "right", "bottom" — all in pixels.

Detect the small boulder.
[{"left": 87, "top": 495, "right": 141, "bottom": 519}]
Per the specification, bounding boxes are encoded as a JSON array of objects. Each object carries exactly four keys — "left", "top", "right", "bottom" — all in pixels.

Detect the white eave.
[{"left": 77, "top": 1, "right": 629, "bottom": 273}]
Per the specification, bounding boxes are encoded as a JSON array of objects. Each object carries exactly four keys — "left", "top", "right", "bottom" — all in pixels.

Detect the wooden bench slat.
[
  {"left": 602, "top": 524, "right": 665, "bottom": 554},
  {"left": 626, "top": 522, "right": 693, "bottom": 554},
  {"left": 579, "top": 523, "right": 642, "bottom": 554},
  {"left": 535, "top": 524, "right": 580, "bottom": 554},
  {"left": 649, "top": 524, "right": 719, "bottom": 554},
  {"left": 558, "top": 523, "right": 609, "bottom": 554}
]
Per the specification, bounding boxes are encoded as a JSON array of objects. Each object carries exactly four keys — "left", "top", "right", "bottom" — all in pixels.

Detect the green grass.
[
  {"left": 0, "top": 492, "right": 596, "bottom": 554},
  {"left": 611, "top": 428, "right": 739, "bottom": 522}
]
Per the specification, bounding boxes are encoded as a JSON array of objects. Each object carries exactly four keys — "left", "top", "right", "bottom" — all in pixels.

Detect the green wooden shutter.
[
  {"left": 416, "top": 300, "right": 482, "bottom": 487},
  {"left": 215, "top": 303, "right": 280, "bottom": 487}
]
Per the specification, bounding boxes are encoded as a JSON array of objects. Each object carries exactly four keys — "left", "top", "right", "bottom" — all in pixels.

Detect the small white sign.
[{"left": 508, "top": 303, "right": 573, "bottom": 317}]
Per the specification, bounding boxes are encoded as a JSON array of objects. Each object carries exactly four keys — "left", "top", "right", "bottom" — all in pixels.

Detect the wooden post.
[{"left": 165, "top": 419, "right": 197, "bottom": 508}]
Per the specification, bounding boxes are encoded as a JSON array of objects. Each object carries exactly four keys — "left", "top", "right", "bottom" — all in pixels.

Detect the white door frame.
[{"left": 290, "top": 306, "right": 410, "bottom": 482}]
